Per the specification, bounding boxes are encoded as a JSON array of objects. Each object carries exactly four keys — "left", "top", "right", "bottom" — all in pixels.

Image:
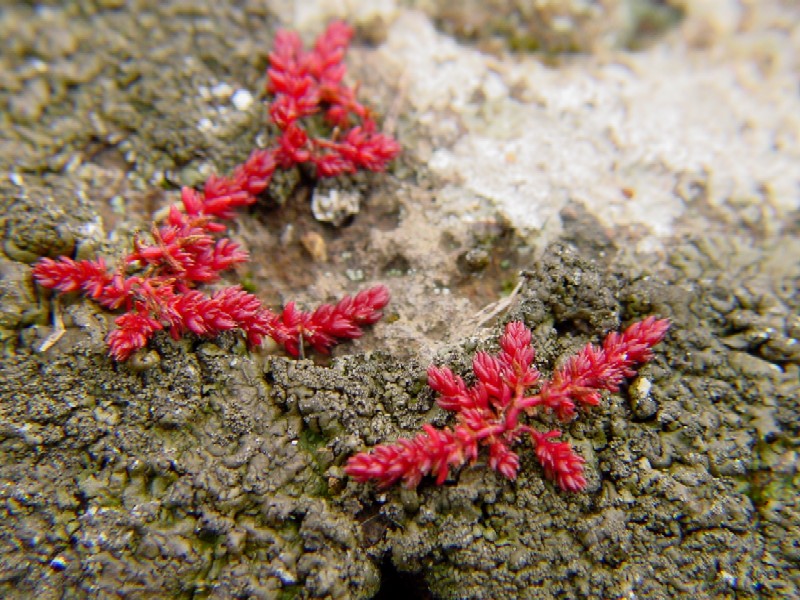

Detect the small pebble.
[{"left": 231, "top": 89, "right": 254, "bottom": 111}]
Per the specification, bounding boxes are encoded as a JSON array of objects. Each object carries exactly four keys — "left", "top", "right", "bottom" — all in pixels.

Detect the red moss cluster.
[
  {"left": 33, "top": 21, "right": 398, "bottom": 361},
  {"left": 346, "top": 318, "right": 670, "bottom": 492}
]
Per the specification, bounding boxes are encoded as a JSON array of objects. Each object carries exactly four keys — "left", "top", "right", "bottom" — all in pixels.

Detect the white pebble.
[{"left": 231, "top": 89, "right": 254, "bottom": 111}]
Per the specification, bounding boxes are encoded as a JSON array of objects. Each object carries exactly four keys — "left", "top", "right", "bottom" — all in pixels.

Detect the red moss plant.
[
  {"left": 345, "top": 317, "right": 670, "bottom": 492},
  {"left": 32, "top": 21, "right": 398, "bottom": 361}
]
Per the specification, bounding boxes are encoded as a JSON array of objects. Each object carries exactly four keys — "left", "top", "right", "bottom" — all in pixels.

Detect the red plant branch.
[
  {"left": 32, "top": 21, "right": 397, "bottom": 361},
  {"left": 267, "top": 21, "right": 400, "bottom": 176},
  {"left": 345, "top": 317, "right": 670, "bottom": 492}
]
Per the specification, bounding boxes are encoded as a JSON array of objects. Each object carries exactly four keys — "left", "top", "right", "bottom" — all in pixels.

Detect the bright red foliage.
[
  {"left": 345, "top": 317, "right": 670, "bottom": 492},
  {"left": 267, "top": 20, "right": 400, "bottom": 177},
  {"left": 32, "top": 22, "right": 397, "bottom": 361}
]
